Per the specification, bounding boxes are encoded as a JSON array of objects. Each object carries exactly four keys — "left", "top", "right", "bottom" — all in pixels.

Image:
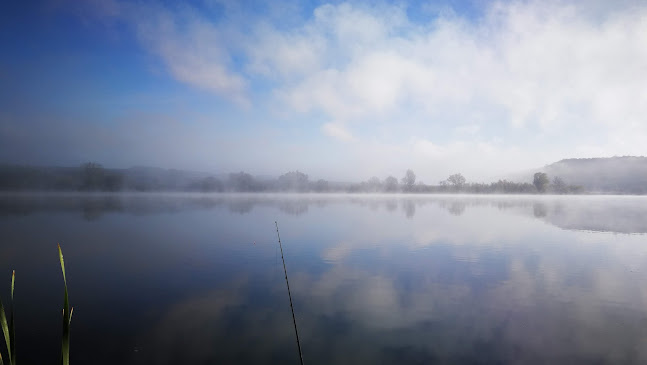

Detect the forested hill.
[{"left": 542, "top": 156, "right": 647, "bottom": 194}]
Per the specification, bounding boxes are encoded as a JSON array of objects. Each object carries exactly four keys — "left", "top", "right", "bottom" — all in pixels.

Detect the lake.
[{"left": 1, "top": 193, "right": 647, "bottom": 364}]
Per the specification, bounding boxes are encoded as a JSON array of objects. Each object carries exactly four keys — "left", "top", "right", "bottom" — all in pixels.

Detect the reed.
[
  {"left": 0, "top": 245, "right": 72, "bottom": 365},
  {"left": 59, "top": 244, "right": 72, "bottom": 365},
  {"left": 0, "top": 270, "right": 15, "bottom": 365}
]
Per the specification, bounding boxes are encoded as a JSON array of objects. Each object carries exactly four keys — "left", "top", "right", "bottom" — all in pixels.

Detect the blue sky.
[{"left": 1, "top": 0, "right": 646, "bottom": 182}]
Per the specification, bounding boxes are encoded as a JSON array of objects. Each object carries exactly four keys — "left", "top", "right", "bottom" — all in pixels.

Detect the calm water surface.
[{"left": 1, "top": 193, "right": 647, "bottom": 364}]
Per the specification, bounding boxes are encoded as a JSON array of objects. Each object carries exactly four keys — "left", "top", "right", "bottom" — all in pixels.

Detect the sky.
[{"left": 1, "top": 0, "right": 646, "bottom": 183}]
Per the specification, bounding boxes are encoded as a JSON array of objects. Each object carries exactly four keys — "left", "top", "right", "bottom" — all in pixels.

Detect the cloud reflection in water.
[{"left": 1, "top": 194, "right": 647, "bottom": 364}]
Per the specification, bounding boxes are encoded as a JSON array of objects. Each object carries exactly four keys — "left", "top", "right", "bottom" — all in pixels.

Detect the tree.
[
  {"left": 401, "top": 169, "right": 416, "bottom": 192},
  {"left": 228, "top": 171, "right": 257, "bottom": 192},
  {"left": 79, "top": 162, "right": 124, "bottom": 191},
  {"left": 551, "top": 176, "right": 567, "bottom": 194},
  {"left": 199, "top": 176, "right": 223, "bottom": 192},
  {"left": 384, "top": 176, "right": 398, "bottom": 192},
  {"left": 277, "top": 170, "right": 309, "bottom": 191},
  {"left": 533, "top": 172, "right": 549, "bottom": 193},
  {"left": 103, "top": 171, "right": 124, "bottom": 192},
  {"left": 80, "top": 162, "right": 105, "bottom": 191},
  {"left": 446, "top": 173, "right": 466, "bottom": 189},
  {"left": 313, "top": 179, "right": 329, "bottom": 192},
  {"left": 366, "top": 176, "right": 381, "bottom": 192}
]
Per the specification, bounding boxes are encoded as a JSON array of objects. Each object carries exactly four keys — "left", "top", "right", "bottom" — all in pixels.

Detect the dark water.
[{"left": 1, "top": 193, "right": 647, "bottom": 364}]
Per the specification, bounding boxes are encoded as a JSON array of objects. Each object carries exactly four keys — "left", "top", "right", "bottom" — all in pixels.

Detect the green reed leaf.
[
  {"left": 0, "top": 298, "right": 11, "bottom": 365},
  {"left": 58, "top": 244, "right": 70, "bottom": 365},
  {"left": 9, "top": 271, "right": 14, "bottom": 365}
]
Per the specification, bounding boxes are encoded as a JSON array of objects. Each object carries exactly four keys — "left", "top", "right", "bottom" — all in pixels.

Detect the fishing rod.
[{"left": 275, "top": 221, "right": 304, "bottom": 365}]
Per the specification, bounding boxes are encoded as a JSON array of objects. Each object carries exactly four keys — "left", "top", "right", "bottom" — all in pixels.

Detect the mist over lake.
[{"left": 2, "top": 193, "right": 647, "bottom": 364}]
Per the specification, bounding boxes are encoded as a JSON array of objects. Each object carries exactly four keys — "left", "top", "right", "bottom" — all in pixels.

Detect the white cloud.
[
  {"left": 455, "top": 124, "right": 480, "bottom": 135},
  {"left": 110, "top": 3, "right": 249, "bottom": 105},
  {"left": 107, "top": 0, "right": 647, "bottom": 137},
  {"left": 262, "top": 1, "right": 647, "bottom": 143},
  {"left": 412, "top": 138, "right": 449, "bottom": 158},
  {"left": 322, "top": 122, "right": 354, "bottom": 142},
  {"left": 82, "top": 0, "right": 647, "bottom": 179},
  {"left": 245, "top": 23, "right": 326, "bottom": 78}
]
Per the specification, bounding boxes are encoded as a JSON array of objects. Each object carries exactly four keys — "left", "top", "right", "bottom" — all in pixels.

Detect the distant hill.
[{"left": 541, "top": 156, "right": 647, "bottom": 194}]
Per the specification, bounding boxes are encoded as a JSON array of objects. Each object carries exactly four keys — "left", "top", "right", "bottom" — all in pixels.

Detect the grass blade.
[
  {"left": 0, "top": 297, "right": 11, "bottom": 365},
  {"left": 9, "top": 271, "right": 14, "bottom": 365},
  {"left": 58, "top": 244, "right": 70, "bottom": 365}
]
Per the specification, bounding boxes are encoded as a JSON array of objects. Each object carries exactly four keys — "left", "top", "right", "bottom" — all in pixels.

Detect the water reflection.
[
  {"left": 2, "top": 193, "right": 647, "bottom": 234},
  {"left": 445, "top": 200, "right": 467, "bottom": 216},
  {"left": 533, "top": 202, "right": 548, "bottom": 217},
  {"left": 2, "top": 194, "right": 647, "bottom": 363},
  {"left": 402, "top": 199, "right": 416, "bottom": 219}
]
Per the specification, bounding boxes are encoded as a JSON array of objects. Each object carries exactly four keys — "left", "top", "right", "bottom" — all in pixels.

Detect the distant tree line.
[
  {"left": 0, "top": 163, "right": 125, "bottom": 192},
  {"left": 79, "top": 162, "right": 124, "bottom": 191},
  {"left": 0, "top": 164, "right": 585, "bottom": 194},
  {"left": 346, "top": 170, "right": 582, "bottom": 194}
]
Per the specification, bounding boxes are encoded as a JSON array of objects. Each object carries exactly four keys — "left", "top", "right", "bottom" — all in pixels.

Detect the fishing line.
[{"left": 275, "top": 221, "right": 304, "bottom": 365}]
